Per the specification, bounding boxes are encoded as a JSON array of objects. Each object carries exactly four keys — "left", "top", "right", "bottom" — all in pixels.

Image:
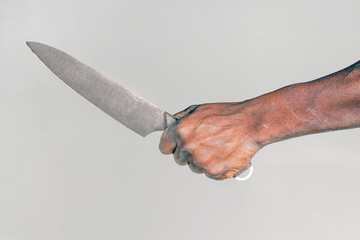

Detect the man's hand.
[
  {"left": 159, "top": 61, "right": 360, "bottom": 181},
  {"left": 159, "top": 103, "right": 261, "bottom": 180}
]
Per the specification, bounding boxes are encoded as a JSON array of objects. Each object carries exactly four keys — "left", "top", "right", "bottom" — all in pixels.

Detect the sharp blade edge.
[{"left": 27, "top": 42, "right": 169, "bottom": 137}]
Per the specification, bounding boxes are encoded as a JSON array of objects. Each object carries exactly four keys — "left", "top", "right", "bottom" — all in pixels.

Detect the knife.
[
  {"left": 26, "top": 42, "right": 176, "bottom": 137},
  {"left": 26, "top": 42, "right": 253, "bottom": 181}
]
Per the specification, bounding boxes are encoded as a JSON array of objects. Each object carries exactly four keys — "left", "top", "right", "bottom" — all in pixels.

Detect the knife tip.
[
  {"left": 26, "top": 41, "right": 45, "bottom": 50},
  {"left": 26, "top": 41, "right": 36, "bottom": 49}
]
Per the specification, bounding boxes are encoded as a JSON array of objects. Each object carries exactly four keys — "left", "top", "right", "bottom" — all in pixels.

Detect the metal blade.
[{"left": 27, "top": 42, "right": 175, "bottom": 137}]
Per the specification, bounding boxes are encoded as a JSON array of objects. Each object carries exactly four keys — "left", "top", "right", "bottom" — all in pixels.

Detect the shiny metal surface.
[{"left": 27, "top": 42, "right": 175, "bottom": 137}]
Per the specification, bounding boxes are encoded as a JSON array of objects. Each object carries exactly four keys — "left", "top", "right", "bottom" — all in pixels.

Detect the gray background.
[{"left": 1, "top": 0, "right": 360, "bottom": 239}]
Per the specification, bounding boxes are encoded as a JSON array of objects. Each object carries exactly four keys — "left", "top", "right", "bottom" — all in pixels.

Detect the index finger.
[{"left": 159, "top": 124, "right": 177, "bottom": 154}]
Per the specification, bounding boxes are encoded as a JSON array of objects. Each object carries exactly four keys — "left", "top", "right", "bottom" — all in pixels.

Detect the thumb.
[{"left": 174, "top": 105, "right": 200, "bottom": 119}]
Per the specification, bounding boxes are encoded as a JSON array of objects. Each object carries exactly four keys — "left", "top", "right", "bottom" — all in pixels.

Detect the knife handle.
[{"left": 233, "top": 163, "right": 253, "bottom": 181}]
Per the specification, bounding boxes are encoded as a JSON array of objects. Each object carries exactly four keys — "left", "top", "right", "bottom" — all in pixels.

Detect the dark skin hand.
[{"left": 159, "top": 61, "right": 360, "bottom": 180}]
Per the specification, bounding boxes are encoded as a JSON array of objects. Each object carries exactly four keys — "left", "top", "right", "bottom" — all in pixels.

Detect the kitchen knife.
[{"left": 26, "top": 42, "right": 175, "bottom": 137}]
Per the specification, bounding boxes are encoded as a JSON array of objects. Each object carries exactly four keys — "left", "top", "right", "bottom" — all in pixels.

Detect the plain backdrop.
[{"left": 1, "top": 0, "right": 360, "bottom": 239}]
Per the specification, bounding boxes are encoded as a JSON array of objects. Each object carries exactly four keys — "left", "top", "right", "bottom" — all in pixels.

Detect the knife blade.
[{"left": 26, "top": 42, "right": 175, "bottom": 137}]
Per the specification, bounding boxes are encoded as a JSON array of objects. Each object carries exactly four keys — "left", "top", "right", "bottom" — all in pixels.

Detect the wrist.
[
  {"left": 229, "top": 82, "right": 325, "bottom": 148},
  {"left": 208, "top": 60, "right": 360, "bottom": 149},
  {"left": 236, "top": 93, "right": 288, "bottom": 148}
]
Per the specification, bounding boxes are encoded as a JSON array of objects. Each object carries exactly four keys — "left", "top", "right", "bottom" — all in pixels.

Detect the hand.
[
  {"left": 159, "top": 103, "right": 261, "bottom": 180},
  {"left": 160, "top": 61, "right": 360, "bottom": 181}
]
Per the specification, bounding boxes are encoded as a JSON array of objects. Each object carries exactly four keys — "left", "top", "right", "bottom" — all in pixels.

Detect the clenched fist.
[{"left": 159, "top": 103, "right": 261, "bottom": 180}]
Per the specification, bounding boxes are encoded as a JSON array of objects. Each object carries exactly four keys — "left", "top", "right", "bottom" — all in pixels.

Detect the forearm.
[
  {"left": 244, "top": 61, "right": 360, "bottom": 147},
  {"left": 159, "top": 61, "right": 360, "bottom": 180}
]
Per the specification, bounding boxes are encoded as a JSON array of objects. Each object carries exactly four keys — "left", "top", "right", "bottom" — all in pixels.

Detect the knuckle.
[
  {"left": 188, "top": 160, "right": 204, "bottom": 174},
  {"left": 223, "top": 170, "right": 237, "bottom": 179},
  {"left": 176, "top": 123, "right": 191, "bottom": 139},
  {"left": 159, "top": 133, "right": 176, "bottom": 155},
  {"left": 203, "top": 163, "right": 232, "bottom": 180},
  {"left": 173, "top": 155, "right": 187, "bottom": 166},
  {"left": 204, "top": 166, "right": 222, "bottom": 178},
  {"left": 205, "top": 171, "right": 223, "bottom": 180},
  {"left": 183, "top": 140, "right": 196, "bottom": 151},
  {"left": 174, "top": 148, "right": 190, "bottom": 166}
]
